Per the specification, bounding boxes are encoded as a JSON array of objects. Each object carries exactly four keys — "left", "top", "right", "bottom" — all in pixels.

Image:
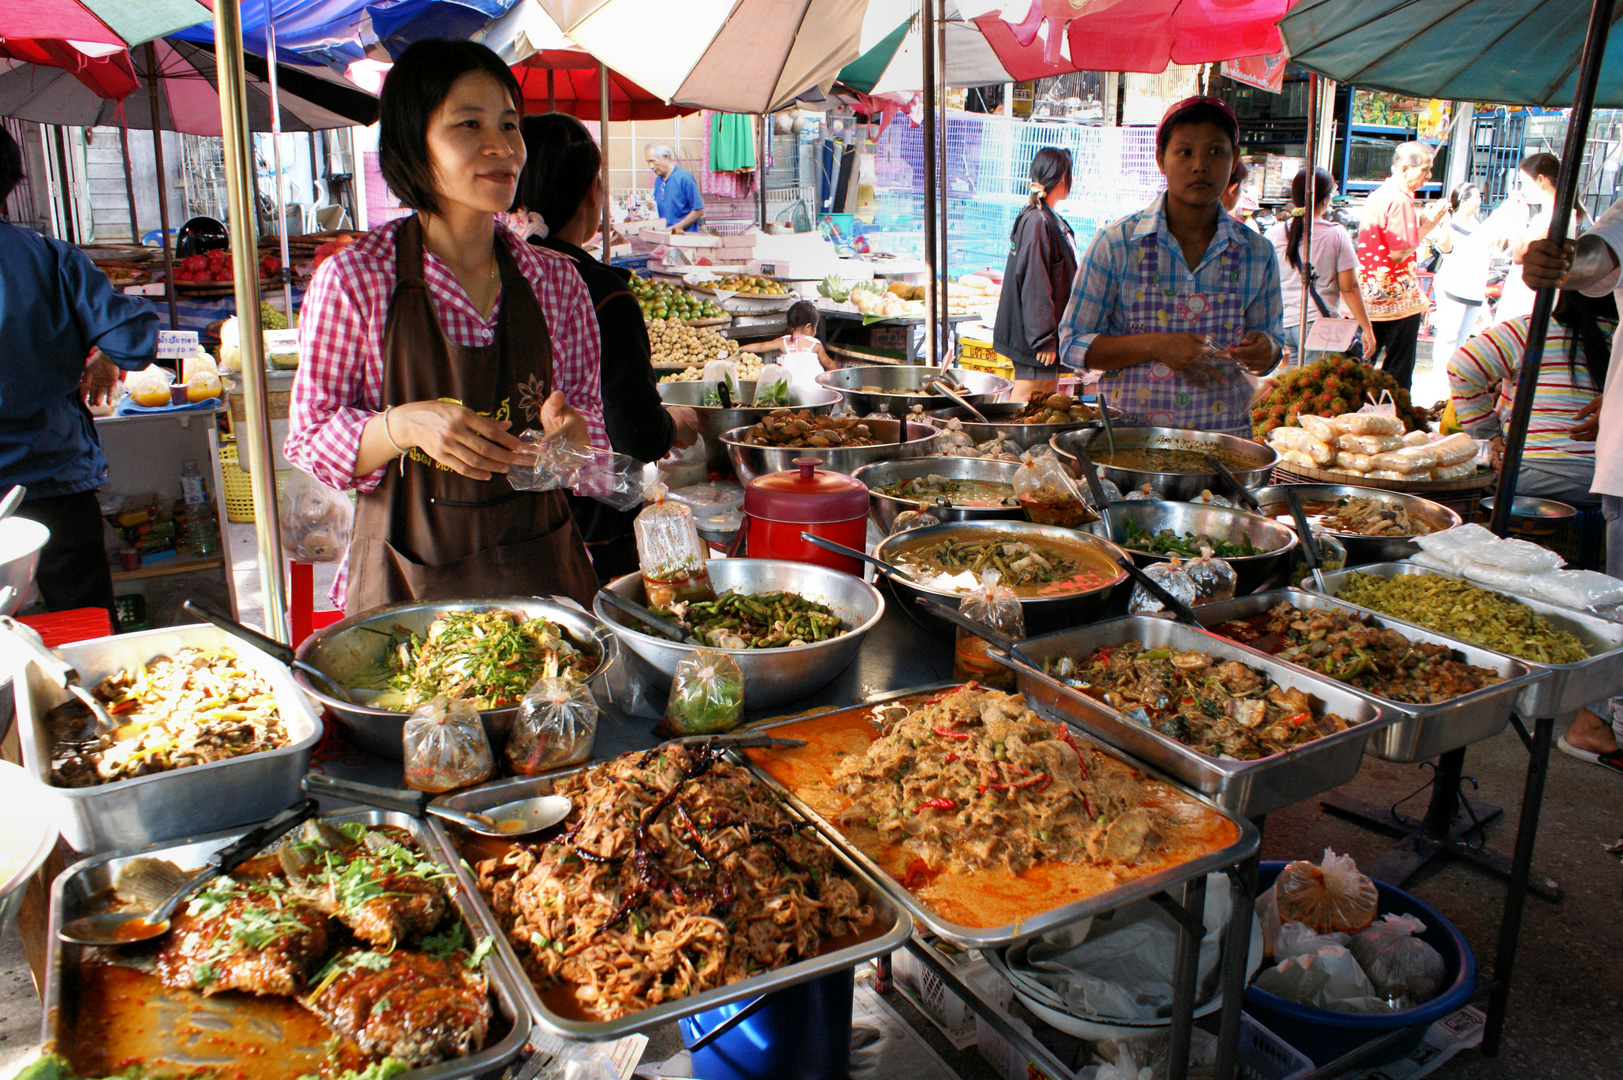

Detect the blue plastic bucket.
[
  {"left": 1245, "top": 862, "right": 1476, "bottom": 1067},
  {"left": 678, "top": 968, "right": 854, "bottom": 1080}
]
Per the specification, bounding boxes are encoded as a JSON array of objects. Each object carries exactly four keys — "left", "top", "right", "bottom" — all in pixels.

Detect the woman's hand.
[
  {"left": 1229, "top": 330, "right": 1279, "bottom": 373},
  {"left": 667, "top": 405, "right": 701, "bottom": 449},
  {"left": 1571, "top": 395, "right": 1603, "bottom": 441},
  {"left": 1034, "top": 348, "right": 1058, "bottom": 367},
  {"left": 539, "top": 390, "right": 590, "bottom": 448},
  {"left": 1487, "top": 434, "right": 1505, "bottom": 469},
  {"left": 1153, "top": 333, "right": 1215, "bottom": 373},
  {"left": 81, "top": 350, "right": 120, "bottom": 408},
  {"left": 394, "top": 400, "right": 523, "bottom": 481}
]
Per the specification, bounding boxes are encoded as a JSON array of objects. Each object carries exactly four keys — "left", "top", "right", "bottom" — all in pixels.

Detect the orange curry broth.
[{"left": 745, "top": 694, "right": 1239, "bottom": 931}]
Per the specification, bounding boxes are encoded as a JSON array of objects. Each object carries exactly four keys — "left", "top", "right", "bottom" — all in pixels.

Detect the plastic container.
[
  {"left": 1244, "top": 862, "right": 1476, "bottom": 1068},
  {"left": 742, "top": 458, "right": 868, "bottom": 575},
  {"left": 678, "top": 967, "right": 854, "bottom": 1080}
]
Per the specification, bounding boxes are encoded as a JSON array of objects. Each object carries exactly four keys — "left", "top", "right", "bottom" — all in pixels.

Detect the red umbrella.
[
  {"left": 0, "top": 0, "right": 213, "bottom": 50},
  {"left": 511, "top": 51, "right": 694, "bottom": 121},
  {"left": 0, "top": 37, "right": 137, "bottom": 99}
]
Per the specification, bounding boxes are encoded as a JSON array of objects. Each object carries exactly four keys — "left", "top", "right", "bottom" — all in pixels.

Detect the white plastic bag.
[
  {"left": 1429, "top": 432, "right": 1479, "bottom": 466},
  {"left": 1252, "top": 946, "right": 1391, "bottom": 1013},
  {"left": 1298, "top": 414, "right": 1337, "bottom": 443},
  {"left": 1347, "top": 913, "right": 1446, "bottom": 1005},
  {"left": 1333, "top": 410, "right": 1404, "bottom": 436},
  {"left": 1461, "top": 536, "right": 1564, "bottom": 574},
  {"left": 1409, "top": 551, "right": 1455, "bottom": 574},
  {"left": 1430, "top": 461, "right": 1478, "bottom": 481},
  {"left": 1402, "top": 430, "right": 1432, "bottom": 447},
  {"left": 1463, "top": 562, "right": 1542, "bottom": 597},
  {"left": 1279, "top": 449, "right": 1324, "bottom": 472},
  {"left": 1268, "top": 426, "right": 1336, "bottom": 465},
  {"left": 1369, "top": 446, "right": 1435, "bottom": 474},
  {"left": 1337, "top": 433, "right": 1403, "bottom": 455},
  {"left": 1529, "top": 569, "right": 1623, "bottom": 611},
  {"left": 1274, "top": 921, "right": 1351, "bottom": 962},
  {"left": 1335, "top": 451, "right": 1376, "bottom": 473},
  {"left": 1415, "top": 523, "right": 1497, "bottom": 562}
]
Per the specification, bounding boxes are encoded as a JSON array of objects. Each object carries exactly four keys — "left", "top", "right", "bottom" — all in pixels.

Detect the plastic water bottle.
[
  {"left": 179, "top": 460, "right": 205, "bottom": 505},
  {"left": 178, "top": 460, "right": 219, "bottom": 554}
]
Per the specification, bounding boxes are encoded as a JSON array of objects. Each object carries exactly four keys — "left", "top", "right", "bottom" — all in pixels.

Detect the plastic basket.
[
  {"left": 1238, "top": 1014, "right": 1314, "bottom": 1080},
  {"left": 221, "top": 443, "right": 290, "bottom": 524},
  {"left": 17, "top": 607, "right": 114, "bottom": 647}
]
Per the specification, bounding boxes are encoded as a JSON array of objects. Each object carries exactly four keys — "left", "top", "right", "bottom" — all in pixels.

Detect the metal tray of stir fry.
[
  {"left": 735, "top": 685, "right": 1259, "bottom": 950},
  {"left": 42, "top": 809, "right": 531, "bottom": 1079},
  {"left": 428, "top": 761, "right": 914, "bottom": 1040},
  {"left": 1192, "top": 590, "right": 1545, "bottom": 762},
  {"left": 1304, "top": 563, "right": 1623, "bottom": 719},
  {"left": 1008, "top": 619, "right": 1398, "bottom": 818}
]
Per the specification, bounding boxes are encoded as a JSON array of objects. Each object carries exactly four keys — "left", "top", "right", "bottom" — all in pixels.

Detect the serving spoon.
[
  {"left": 0, "top": 484, "right": 24, "bottom": 524},
  {"left": 302, "top": 773, "right": 573, "bottom": 838},
  {"left": 595, "top": 588, "right": 697, "bottom": 644},
  {"left": 928, "top": 377, "right": 990, "bottom": 423}
]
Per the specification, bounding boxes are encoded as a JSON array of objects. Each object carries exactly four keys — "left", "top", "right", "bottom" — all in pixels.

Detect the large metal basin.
[
  {"left": 595, "top": 559, "right": 883, "bottom": 710},
  {"left": 0, "top": 516, "right": 49, "bottom": 614},
  {"left": 1052, "top": 426, "right": 1277, "bottom": 502},
  {"left": 722, "top": 417, "right": 943, "bottom": 482},
  {"left": 853, "top": 457, "right": 1025, "bottom": 531},
  {"left": 816, "top": 365, "right": 1013, "bottom": 414},
  {"left": 1251, "top": 484, "right": 1461, "bottom": 566},
  {"left": 659, "top": 380, "right": 841, "bottom": 475},
  {"left": 0, "top": 761, "right": 57, "bottom": 936},
  {"left": 294, "top": 596, "right": 617, "bottom": 758},
  {"left": 1080, "top": 501, "right": 1298, "bottom": 596},
  {"left": 927, "top": 400, "right": 1118, "bottom": 451},
  {"left": 871, "top": 519, "right": 1133, "bottom": 639}
]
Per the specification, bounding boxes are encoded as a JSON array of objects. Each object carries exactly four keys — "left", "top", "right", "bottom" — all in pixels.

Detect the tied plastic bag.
[
  {"left": 657, "top": 649, "right": 744, "bottom": 736},
  {"left": 507, "top": 677, "right": 599, "bottom": 774},
  {"left": 1430, "top": 461, "right": 1477, "bottom": 481},
  {"left": 1274, "top": 920, "right": 1350, "bottom": 962},
  {"left": 1126, "top": 482, "right": 1161, "bottom": 501},
  {"left": 1298, "top": 414, "right": 1337, "bottom": 443},
  {"left": 954, "top": 569, "right": 1024, "bottom": 689},
  {"left": 1348, "top": 913, "right": 1446, "bottom": 1005},
  {"left": 1266, "top": 848, "right": 1378, "bottom": 936},
  {"left": 1337, "top": 433, "right": 1404, "bottom": 455},
  {"left": 1184, "top": 546, "right": 1237, "bottom": 605},
  {"left": 1189, "top": 489, "right": 1232, "bottom": 508},
  {"left": 1014, "top": 452, "right": 1093, "bottom": 527},
  {"left": 889, "top": 501, "right": 942, "bottom": 535},
  {"left": 751, "top": 363, "right": 792, "bottom": 406},
  {"left": 402, "top": 696, "right": 494, "bottom": 793},
  {"left": 1252, "top": 945, "right": 1391, "bottom": 1013},
  {"left": 1529, "top": 569, "right": 1623, "bottom": 611},
  {"left": 699, "top": 358, "right": 740, "bottom": 406},
  {"left": 656, "top": 434, "right": 709, "bottom": 490},
  {"left": 126, "top": 365, "right": 175, "bottom": 408},
  {"left": 278, "top": 470, "right": 354, "bottom": 562},
  {"left": 1129, "top": 558, "right": 1198, "bottom": 615},
  {"left": 634, "top": 484, "right": 715, "bottom": 608},
  {"left": 939, "top": 417, "right": 976, "bottom": 449},
  {"left": 1430, "top": 432, "right": 1478, "bottom": 466}
]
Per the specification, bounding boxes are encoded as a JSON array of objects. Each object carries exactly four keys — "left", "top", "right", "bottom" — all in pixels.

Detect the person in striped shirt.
[{"left": 1446, "top": 291, "right": 1614, "bottom": 506}]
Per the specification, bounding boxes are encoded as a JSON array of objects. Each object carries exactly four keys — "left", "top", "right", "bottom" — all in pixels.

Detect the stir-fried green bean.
[{"left": 652, "top": 590, "right": 848, "bottom": 649}]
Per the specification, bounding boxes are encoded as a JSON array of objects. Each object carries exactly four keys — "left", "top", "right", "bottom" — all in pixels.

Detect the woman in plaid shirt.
[{"left": 286, "top": 40, "right": 604, "bottom": 612}]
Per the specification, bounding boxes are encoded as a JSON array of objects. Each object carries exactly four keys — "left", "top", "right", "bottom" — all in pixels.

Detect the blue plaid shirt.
[{"left": 1057, "top": 196, "right": 1284, "bottom": 369}]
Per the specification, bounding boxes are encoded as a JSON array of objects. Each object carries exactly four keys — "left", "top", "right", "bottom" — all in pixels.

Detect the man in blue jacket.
[
  {"left": 0, "top": 127, "right": 158, "bottom": 622},
  {"left": 646, "top": 143, "right": 704, "bottom": 232}
]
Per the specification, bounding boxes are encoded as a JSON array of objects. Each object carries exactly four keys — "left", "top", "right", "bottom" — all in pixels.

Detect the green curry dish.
[
  {"left": 1119, "top": 518, "right": 1258, "bottom": 559},
  {"left": 369, "top": 609, "right": 595, "bottom": 711},
  {"left": 652, "top": 589, "right": 848, "bottom": 649}
]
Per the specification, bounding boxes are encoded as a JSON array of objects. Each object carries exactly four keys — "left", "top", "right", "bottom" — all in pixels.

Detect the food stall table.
[{"left": 815, "top": 305, "right": 981, "bottom": 366}]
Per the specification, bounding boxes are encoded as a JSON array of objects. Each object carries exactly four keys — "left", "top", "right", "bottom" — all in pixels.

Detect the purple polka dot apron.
[{"left": 1097, "top": 232, "right": 1254, "bottom": 437}]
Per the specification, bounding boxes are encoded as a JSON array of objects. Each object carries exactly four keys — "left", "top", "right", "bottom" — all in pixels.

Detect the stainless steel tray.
[
  {"left": 429, "top": 762, "right": 915, "bottom": 1040},
  {"left": 1009, "top": 619, "right": 1396, "bottom": 817},
  {"left": 43, "top": 809, "right": 530, "bottom": 1078},
  {"left": 734, "top": 684, "right": 1260, "bottom": 950},
  {"left": 1192, "top": 590, "right": 1545, "bottom": 763},
  {"left": 13, "top": 622, "right": 325, "bottom": 854},
  {"left": 1304, "top": 563, "right": 1623, "bottom": 718}
]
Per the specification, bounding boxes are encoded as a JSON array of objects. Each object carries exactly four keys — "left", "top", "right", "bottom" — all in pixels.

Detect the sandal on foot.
[{"left": 1558, "top": 735, "right": 1623, "bottom": 777}]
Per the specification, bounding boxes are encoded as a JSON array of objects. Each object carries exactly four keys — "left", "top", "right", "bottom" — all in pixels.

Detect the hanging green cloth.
[{"left": 710, "top": 113, "right": 756, "bottom": 172}]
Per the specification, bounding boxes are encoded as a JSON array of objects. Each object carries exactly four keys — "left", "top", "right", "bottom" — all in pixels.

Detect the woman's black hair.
[
  {"left": 1285, "top": 166, "right": 1336, "bottom": 275},
  {"left": 785, "top": 299, "right": 819, "bottom": 332},
  {"left": 1156, "top": 102, "right": 1238, "bottom": 155},
  {"left": 1023, "top": 147, "right": 1072, "bottom": 213},
  {"left": 1449, "top": 183, "right": 1481, "bottom": 213},
  {"left": 0, "top": 125, "right": 21, "bottom": 204},
  {"left": 378, "top": 39, "right": 523, "bottom": 215},
  {"left": 1520, "top": 152, "right": 1560, "bottom": 182},
  {"left": 1554, "top": 289, "right": 1617, "bottom": 388},
  {"left": 517, "top": 113, "right": 600, "bottom": 235}
]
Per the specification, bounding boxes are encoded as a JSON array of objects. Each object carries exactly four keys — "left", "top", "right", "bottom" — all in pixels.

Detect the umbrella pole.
[
  {"left": 547, "top": 68, "right": 556, "bottom": 113},
  {"left": 145, "top": 44, "right": 179, "bottom": 330},
  {"left": 1297, "top": 74, "right": 1317, "bottom": 365},
  {"left": 264, "top": 3, "right": 295, "bottom": 317},
  {"left": 757, "top": 114, "right": 767, "bottom": 228},
  {"left": 214, "top": 0, "right": 289, "bottom": 641},
  {"left": 920, "top": 8, "right": 939, "bottom": 366},
  {"left": 116, "top": 117, "right": 140, "bottom": 244},
  {"left": 936, "top": 0, "right": 949, "bottom": 363},
  {"left": 599, "top": 62, "right": 612, "bottom": 252}
]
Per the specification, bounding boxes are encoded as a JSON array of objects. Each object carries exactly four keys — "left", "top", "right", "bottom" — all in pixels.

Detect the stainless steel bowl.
[
  {"left": 1051, "top": 426, "right": 1277, "bottom": 502},
  {"left": 871, "top": 519, "right": 1133, "bottom": 639},
  {"left": 1481, "top": 494, "right": 1578, "bottom": 536},
  {"left": 853, "top": 457, "right": 1025, "bottom": 531},
  {"left": 294, "top": 596, "right": 618, "bottom": 759},
  {"left": 594, "top": 559, "right": 884, "bottom": 709},
  {"left": 0, "top": 760, "right": 57, "bottom": 936},
  {"left": 722, "top": 418, "right": 943, "bottom": 482},
  {"left": 1252, "top": 484, "right": 1463, "bottom": 565},
  {"left": 1080, "top": 501, "right": 1298, "bottom": 596},
  {"left": 815, "top": 365, "right": 1013, "bottom": 414},
  {"left": 927, "top": 400, "right": 1119, "bottom": 451},
  {"left": 659, "top": 380, "right": 842, "bottom": 474}
]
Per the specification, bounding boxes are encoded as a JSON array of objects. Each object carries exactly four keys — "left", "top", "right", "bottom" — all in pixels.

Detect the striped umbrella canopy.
[{"left": 0, "top": 0, "right": 213, "bottom": 49}]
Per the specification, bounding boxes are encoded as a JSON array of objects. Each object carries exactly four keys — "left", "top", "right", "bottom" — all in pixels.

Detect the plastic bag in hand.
[
  {"left": 570, "top": 446, "right": 647, "bottom": 511},
  {"left": 507, "top": 677, "right": 599, "bottom": 774},
  {"left": 1347, "top": 913, "right": 1446, "bottom": 1005},
  {"left": 1014, "top": 452, "right": 1092, "bottom": 527},
  {"left": 1252, "top": 945, "right": 1391, "bottom": 1013},
  {"left": 508, "top": 430, "right": 579, "bottom": 492},
  {"left": 1129, "top": 559, "right": 1198, "bottom": 615},
  {"left": 954, "top": 569, "right": 1024, "bottom": 689},
  {"left": 278, "top": 470, "right": 353, "bottom": 562},
  {"left": 1272, "top": 848, "right": 1378, "bottom": 934},
  {"left": 402, "top": 695, "right": 494, "bottom": 793},
  {"left": 656, "top": 649, "right": 744, "bottom": 736},
  {"left": 1184, "top": 547, "right": 1237, "bottom": 605}
]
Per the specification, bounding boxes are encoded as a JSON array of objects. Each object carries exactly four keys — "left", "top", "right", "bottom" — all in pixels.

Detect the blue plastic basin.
[
  {"left": 678, "top": 967, "right": 854, "bottom": 1080},
  {"left": 1244, "top": 862, "right": 1476, "bottom": 1068}
]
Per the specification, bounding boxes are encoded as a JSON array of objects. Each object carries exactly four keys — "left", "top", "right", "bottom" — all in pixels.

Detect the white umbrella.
[{"left": 537, "top": 0, "right": 867, "bottom": 112}]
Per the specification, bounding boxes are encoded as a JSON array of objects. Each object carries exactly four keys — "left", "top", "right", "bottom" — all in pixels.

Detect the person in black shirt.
[{"left": 993, "top": 147, "right": 1077, "bottom": 400}]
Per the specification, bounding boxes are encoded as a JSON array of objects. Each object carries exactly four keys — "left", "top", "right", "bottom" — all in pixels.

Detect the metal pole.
[
  {"left": 920, "top": 10, "right": 939, "bottom": 366},
  {"left": 936, "top": 0, "right": 949, "bottom": 365},
  {"left": 116, "top": 118, "right": 140, "bottom": 243},
  {"left": 757, "top": 114, "right": 768, "bottom": 228},
  {"left": 1488, "top": 0, "right": 1614, "bottom": 538},
  {"left": 1296, "top": 74, "right": 1317, "bottom": 365},
  {"left": 144, "top": 44, "right": 180, "bottom": 330},
  {"left": 264, "top": 3, "right": 295, "bottom": 318},
  {"left": 214, "top": 0, "right": 289, "bottom": 641},
  {"left": 598, "top": 62, "right": 612, "bottom": 251}
]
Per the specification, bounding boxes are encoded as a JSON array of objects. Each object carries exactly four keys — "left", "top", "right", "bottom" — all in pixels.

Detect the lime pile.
[{"left": 630, "top": 273, "right": 725, "bottom": 322}]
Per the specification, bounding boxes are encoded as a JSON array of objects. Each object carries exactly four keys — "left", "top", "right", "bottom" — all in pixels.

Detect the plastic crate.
[
  {"left": 221, "top": 442, "right": 290, "bottom": 524},
  {"left": 17, "top": 607, "right": 114, "bottom": 646},
  {"left": 1237, "top": 1015, "right": 1314, "bottom": 1080}
]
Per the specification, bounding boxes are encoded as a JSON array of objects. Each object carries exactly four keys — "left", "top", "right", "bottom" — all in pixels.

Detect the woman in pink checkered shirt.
[{"left": 286, "top": 40, "right": 604, "bottom": 613}]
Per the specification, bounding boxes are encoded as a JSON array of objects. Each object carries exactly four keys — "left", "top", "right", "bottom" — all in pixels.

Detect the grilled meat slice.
[
  {"left": 303, "top": 947, "right": 491, "bottom": 1067},
  {"left": 153, "top": 876, "right": 329, "bottom": 997},
  {"left": 279, "top": 821, "right": 450, "bottom": 948}
]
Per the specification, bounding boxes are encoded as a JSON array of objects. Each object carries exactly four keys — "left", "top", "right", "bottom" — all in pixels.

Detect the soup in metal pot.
[
  {"left": 1097, "top": 447, "right": 1250, "bottom": 473},
  {"left": 887, "top": 530, "right": 1120, "bottom": 597}
]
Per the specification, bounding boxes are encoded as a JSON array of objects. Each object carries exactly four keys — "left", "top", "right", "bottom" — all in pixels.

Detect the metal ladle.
[
  {"left": 303, "top": 773, "right": 573, "bottom": 838},
  {"left": 0, "top": 484, "right": 24, "bottom": 524},
  {"left": 595, "top": 588, "right": 697, "bottom": 644},
  {"left": 928, "top": 377, "right": 990, "bottom": 423}
]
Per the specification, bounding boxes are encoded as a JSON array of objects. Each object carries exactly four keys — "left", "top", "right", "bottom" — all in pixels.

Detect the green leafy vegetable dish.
[
  {"left": 649, "top": 589, "right": 848, "bottom": 649},
  {"left": 1119, "top": 517, "right": 1259, "bottom": 559}
]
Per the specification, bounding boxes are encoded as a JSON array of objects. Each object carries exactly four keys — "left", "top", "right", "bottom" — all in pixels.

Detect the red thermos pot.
[{"left": 742, "top": 458, "right": 869, "bottom": 573}]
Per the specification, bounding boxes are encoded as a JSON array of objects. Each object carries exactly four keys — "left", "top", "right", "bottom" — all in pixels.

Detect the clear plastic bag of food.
[
  {"left": 1268, "top": 426, "right": 1336, "bottom": 465},
  {"left": 751, "top": 363, "right": 792, "bottom": 407},
  {"left": 1013, "top": 452, "right": 1093, "bottom": 527},
  {"left": 1274, "top": 920, "right": 1351, "bottom": 962},
  {"left": 506, "top": 677, "right": 599, "bottom": 774},
  {"left": 1366, "top": 469, "right": 1413, "bottom": 480},
  {"left": 1337, "top": 433, "right": 1403, "bottom": 455},
  {"left": 402, "top": 695, "right": 494, "bottom": 793},
  {"left": 1369, "top": 447, "right": 1435, "bottom": 474},
  {"left": 1347, "top": 913, "right": 1446, "bottom": 1005},
  {"left": 278, "top": 469, "right": 354, "bottom": 562},
  {"left": 1189, "top": 489, "right": 1232, "bottom": 508},
  {"left": 1336, "top": 451, "right": 1377, "bottom": 473},
  {"left": 126, "top": 365, "right": 175, "bottom": 408},
  {"left": 1429, "top": 432, "right": 1478, "bottom": 467},
  {"left": 1125, "top": 482, "right": 1160, "bottom": 501},
  {"left": 1298, "top": 414, "right": 1337, "bottom": 442},
  {"left": 1128, "top": 558, "right": 1198, "bottom": 615},
  {"left": 1334, "top": 409, "right": 1405, "bottom": 436},
  {"left": 1081, "top": 468, "right": 1124, "bottom": 505},
  {"left": 954, "top": 569, "right": 1024, "bottom": 689},
  {"left": 940, "top": 417, "right": 975, "bottom": 448},
  {"left": 1251, "top": 945, "right": 1390, "bottom": 1013},
  {"left": 700, "top": 359, "right": 740, "bottom": 406},
  {"left": 1402, "top": 430, "right": 1433, "bottom": 447},
  {"left": 1429, "top": 461, "right": 1477, "bottom": 481},
  {"left": 889, "top": 501, "right": 942, "bottom": 535},
  {"left": 1270, "top": 849, "right": 1378, "bottom": 935},
  {"left": 1184, "top": 546, "right": 1237, "bottom": 605},
  {"left": 634, "top": 484, "right": 715, "bottom": 607},
  {"left": 656, "top": 649, "right": 744, "bottom": 736},
  {"left": 1529, "top": 569, "right": 1623, "bottom": 611},
  {"left": 863, "top": 400, "right": 895, "bottom": 420}
]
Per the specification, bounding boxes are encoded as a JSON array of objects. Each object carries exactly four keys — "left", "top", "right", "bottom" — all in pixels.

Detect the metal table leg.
[
  {"left": 1213, "top": 854, "right": 1259, "bottom": 1080},
  {"left": 1153, "top": 875, "right": 1208, "bottom": 1080}
]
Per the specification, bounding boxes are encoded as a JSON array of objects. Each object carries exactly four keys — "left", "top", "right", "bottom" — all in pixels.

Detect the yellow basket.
[{"left": 221, "top": 442, "right": 290, "bottom": 524}]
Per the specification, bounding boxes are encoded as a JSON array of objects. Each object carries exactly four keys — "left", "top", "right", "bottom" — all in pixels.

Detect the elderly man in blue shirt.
[
  {"left": 0, "top": 127, "right": 158, "bottom": 624},
  {"left": 646, "top": 143, "right": 704, "bottom": 233}
]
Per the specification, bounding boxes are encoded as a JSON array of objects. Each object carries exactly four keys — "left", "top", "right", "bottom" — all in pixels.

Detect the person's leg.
[
  {"left": 1378, "top": 313, "right": 1421, "bottom": 393},
  {"left": 1562, "top": 493, "right": 1623, "bottom": 764},
  {"left": 21, "top": 490, "right": 118, "bottom": 624},
  {"left": 1281, "top": 324, "right": 1302, "bottom": 365},
  {"left": 1430, "top": 295, "right": 1468, "bottom": 370}
]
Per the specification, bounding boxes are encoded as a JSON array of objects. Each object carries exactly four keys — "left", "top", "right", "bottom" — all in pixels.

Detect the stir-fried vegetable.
[
  {"left": 875, "top": 475, "right": 1016, "bottom": 506},
  {"left": 1119, "top": 518, "right": 1259, "bottom": 559},
  {"left": 1337, "top": 572, "right": 1590, "bottom": 664},
  {"left": 652, "top": 589, "right": 847, "bottom": 648},
  {"left": 375, "top": 610, "right": 595, "bottom": 711},
  {"left": 899, "top": 536, "right": 1079, "bottom": 587}
]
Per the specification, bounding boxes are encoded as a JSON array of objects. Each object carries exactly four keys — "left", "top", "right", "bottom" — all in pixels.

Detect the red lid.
[{"left": 745, "top": 457, "right": 869, "bottom": 523}]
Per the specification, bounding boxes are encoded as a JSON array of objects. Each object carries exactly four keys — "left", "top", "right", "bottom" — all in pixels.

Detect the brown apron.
[{"left": 345, "top": 215, "right": 598, "bottom": 614}]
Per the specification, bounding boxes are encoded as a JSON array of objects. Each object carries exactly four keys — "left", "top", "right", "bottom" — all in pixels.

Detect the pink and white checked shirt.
[{"left": 286, "top": 218, "right": 607, "bottom": 607}]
